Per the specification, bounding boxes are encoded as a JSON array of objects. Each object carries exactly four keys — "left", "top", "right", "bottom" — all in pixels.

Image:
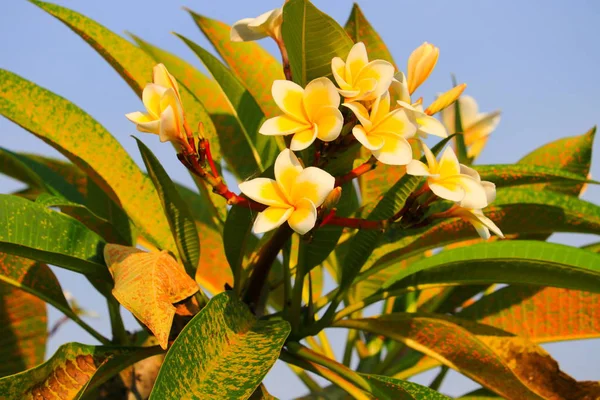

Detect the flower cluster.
[{"left": 126, "top": 8, "right": 504, "bottom": 240}]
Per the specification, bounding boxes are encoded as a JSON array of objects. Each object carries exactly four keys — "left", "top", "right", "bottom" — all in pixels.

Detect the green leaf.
[
  {"left": 249, "top": 384, "right": 278, "bottom": 400},
  {"left": 0, "top": 342, "right": 162, "bottom": 399},
  {"left": 0, "top": 68, "right": 177, "bottom": 255},
  {"left": 177, "top": 34, "right": 279, "bottom": 175},
  {"left": 36, "top": 193, "right": 130, "bottom": 245},
  {"left": 381, "top": 241, "right": 600, "bottom": 295},
  {"left": 360, "top": 374, "right": 450, "bottom": 399},
  {"left": 150, "top": 292, "right": 290, "bottom": 399},
  {"left": 188, "top": 10, "right": 284, "bottom": 118},
  {"left": 282, "top": 0, "right": 354, "bottom": 86},
  {"left": 135, "top": 138, "right": 200, "bottom": 278},
  {"left": 475, "top": 163, "right": 598, "bottom": 188},
  {"left": 519, "top": 127, "right": 595, "bottom": 195},
  {"left": 582, "top": 241, "right": 600, "bottom": 252},
  {"left": 0, "top": 280, "right": 46, "bottom": 377},
  {"left": 0, "top": 147, "right": 84, "bottom": 204},
  {"left": 344, "top": 3, "right": 397, "bottom": 68},
  {"left": 223, "top": 206, "right": 256, "bottom": 287},
  {"left": 336, "top": 313, "right": 600, "bottom": 399},
  {"left": 459, "top": 286, "right": 600, "bottom": 343},
  {"left": 452, "top": 78, "right": 469, "bottom": 163},
  {"left": 0, "top": 194, "right": 108, "bottom": 279}
]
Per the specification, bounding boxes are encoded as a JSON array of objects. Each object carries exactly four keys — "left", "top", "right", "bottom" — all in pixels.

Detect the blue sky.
[{"left": 1, "top": 0, "right": 599, "bottom": 398}]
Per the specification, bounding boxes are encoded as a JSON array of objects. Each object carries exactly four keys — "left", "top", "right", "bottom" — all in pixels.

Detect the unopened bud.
[
  {"left": 407, "top": 42, "right": 439, "bottom": 94},
  {"left": 425, "top": 83, "right": 467, "bottom": 115},
  {"left": 322, "top": 187, "right": 342, "bottom": 212}
]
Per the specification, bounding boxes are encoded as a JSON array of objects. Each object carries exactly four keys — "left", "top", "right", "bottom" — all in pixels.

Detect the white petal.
[
  {"left": 230, "top": 18, "right": 268, "bottom": 42},
  {"left": 345, "top": 42, "right": 369, "bottom": 83},
  {"left": 342, "top": 102, "right": 372, "bottom": 129},
  {"left": 445, "top": 175, "right": 488, "bottom": 209},
  {"left": 406, "top": 159, "right": 432, "bottom": 176},
  {"left": 421, "top": 142, "right": 437, "bottom": 170},
  {"left": 459, "top": 164, "right": 481, "bottom": 181},
  {"left": 390, "top": 72, "right": 411, "bottom": 104},
  {"left": 158, "top": 105, "right": 181, "bottom": 143},
  {"left": 331, "top": 57, "right": 350, "bottom": 90},
  {"left": 253, "top": 206, "right": 293, "bottom": 234},
  {"left": 259, "top": 115, "right": 309, "bottom": 136},
  {"left": 271, "top": 80, "right": 307, "bottom": 122},
  {"left": 481, "top": 181, "right": 497, "bottom": 204},
  {"left": 238, "top": 178, "right": 289, "bottom": 207},
  {"left": 355, "top": 60, "right": 395, "bottom": 100},
  {"left": 275, "top": 149, "right": 303, "bottom": 200},
  {"left": 418, "top": 115, "right": 448, "bottom": 138},
  {"left": 374, "top": 108, "right": 417, "bottom": 139},
  {"left": 429, "top": 181, "right": 465, "bottom": 203},
  {"left": 371, "top": 133, "right": 413, "bottom": 166},
  {"left": 288, "top": 198, "right": 317, "bottom": 235},
  {"left": 142, "top": 83, "right": 167, "bottom": 118},
  {"left": 126, "top": 111, "right": 153, "bottom": 125},
  {"left": 290, "top": 167, "right": 335, "bottom": 207},
  {"left": 352, "top": 125, "right": 384, "bottom": 151},
  {"left": 153, "top": 63, "right": 180, "bottom": 100}
]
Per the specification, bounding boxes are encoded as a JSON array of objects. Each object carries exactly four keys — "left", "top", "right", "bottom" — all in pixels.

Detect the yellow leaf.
[{"left": 104, "top": 244, "right": 198, "bottom": 349}]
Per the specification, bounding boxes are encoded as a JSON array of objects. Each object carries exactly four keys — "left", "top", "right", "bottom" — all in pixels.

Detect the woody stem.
[{"left": 335, "top": 156, "right": 378, "bottom": 186}]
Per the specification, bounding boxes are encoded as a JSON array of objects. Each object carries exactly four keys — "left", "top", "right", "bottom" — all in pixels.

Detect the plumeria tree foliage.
[{"left": 0, "top": 1, "right": 599, "bottom": 399}]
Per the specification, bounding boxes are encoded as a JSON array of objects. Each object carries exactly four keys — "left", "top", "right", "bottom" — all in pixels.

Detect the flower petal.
[
  {"left": 406, "top": 159, "right": 432, "bottom": 176},
  {"left": 443, "top": 175, "right": 488, "bottom": 209},
  {"left": 424, "top": 83, "right": 466, "bottom": 116},
  {"left": 418, "top": 115, "right": 447, "bottom": 138},
  {"left": 238, "top": 178, "right": 289, "bottom": 207},
  {"left": 290, "top": 167, "right": 335, "bottom": 207},
  {"left": 390, "top": 72, "right": 411, "bottom": 104},
  {"left": 437, "top": 147, "right": 461, "bottom": 177},
  {"left": 331, "top": 57, "right": 350, "bottom": 90},
  {"left": 288, "top": 198, "right": 317, "bottom": 235},
  {"left": 253, "top": 206, "right": 293, "bottom": 234},
  {"left": 352, "top": 125, "right": 384, "bottom": 151},
  {"left": 459, "top": 164, "right": 481, "bottom": 181},
  {"left": 355, "top": 60, "right": 395, "bottom": 100},
  {"left": 314, "top": 106, "right": 343, "bottom": 142},
  {"left": 345, "top": 42, "right": 369, "bottom": 84},
  {"left": 272, "top": 80, "right": 307, "bottom": 122},
  {"left": 158, "top": 105, "right": 182, "bottom": 143},
  {"left": 407, "top": 42, "right": 439, "bottom": 94},
  {"left": 135, "top": 120, "right": 161, "bottom": 135},
  {"left": 421, "top": 142, "right": 437, "bottom": 170},
  {"left": 230, "top": 18, "right": 268, "bottom": 42},
  {"left": 374, "top": 108, "right": 417, "bottom": 139},
  {"left": 303, "top": 77, "right": 340, "bottom": 121},
  {"left": 481, "top": 181, "right": 497, "bottom": 204},
  {"left": 126, "top": 111, "right": 154, "bottom": 125},
  {"left": 159, "top": 88, "right": 183, "bottom": 126},
  {"left": 464, "top": 111, "right": 501, "bottom": 146},
  {"left": 290, "top": 126, "right": 318, "bottom": 151},
  {"left": 153, "top": 64, "right": 180, "bottom": 100},
  {"left": 429, "top": 180, "right": 465, "bottom": 203},
  {"left": 338, "top": 89, "right": 362, "bottom": 99},
  {"left": 370, "top": 92, "right": 391, "bottom": 126},
  {"left": 142, "top": 83, "right": 167, "bottom": 118},
  {"left": 464, "top": 209, "right": 504, "bottom": 239},
  {"left": 342, "top": 102, "right": 372, "bottom": 129},
  {"left": 275, "top": 149, "right": 303, "bottom": 200},
  {"left": 371, "top": 133, "right": 413, "bottom": 165},
  {"left": 259, "top": 115, "right": 309, "bottom": 136}
]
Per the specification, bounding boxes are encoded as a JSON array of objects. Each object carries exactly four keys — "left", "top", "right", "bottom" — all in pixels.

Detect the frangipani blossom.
[
  {"left": 397, "top": 100, "right": 448, "bottom": 139},
  {"left": 331, "top": 42, "right": 394, "bottom": 102},
  {"left": 343, "top": 92, "right": 417, "bottom": 165},
  {"left": 230, "top": 8, "right": 283, "bottom": 42},
  {"left": 441, "top": 95, "right": 501, "bottom": 159},
  {"left": 259, "top": 78, "right": 343, "bottom": 151},
  {"left": 238, "top": 149, "right": 335, "bottom": 234},
  {"left": 407, "top": 42, "right": 439, "bottom": 94},
  {"left": 406, "top": 144, "right": 488, "bottom": 209},
  {"left": 126, "top": 64, "right": 185, "bottom": 145}
]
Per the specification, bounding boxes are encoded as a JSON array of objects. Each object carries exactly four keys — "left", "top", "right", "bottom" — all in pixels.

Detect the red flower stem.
[
  {"left": 319, "top": 209, "right": 337, "bottom": 227},
  {"left": 204, "top": 140, "right": 219, "bottom": 179},
  {"left": 324, "top": 216, "right": 385, "bottom": 230},
  {"left": 335, "top": 156, "right": 378, "bottom": 186}
]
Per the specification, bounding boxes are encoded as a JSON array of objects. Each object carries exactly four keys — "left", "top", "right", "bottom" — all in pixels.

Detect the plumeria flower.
[
  {"left": 343, "top": 92, "right": 417, "bottom": 165},
  {"left": 406, "top": 144, "right": 488, "bottom": 209},
  {"left": 441, "top": 95, "right": 501, "bottom": 159},
  {"left": 259, "top": 78, "right": 343, "bottom": 151},
  {"left": 126, "top": 64, "right": 185, "bottom": 145},
  {"left": 331, "top": 42, "right": 394, "bottom": 103},
  {"left": 238, "top": 149, "right": 335, "bottom": 234},
  {"left": 397, "top": 99, "right": 448, "bottom": 139},
  {"left": 230, "top": 8, "right": 283, "bottom": 42},
  {"left": 407, "top": 42, "right": 439, "bottom": 94}
]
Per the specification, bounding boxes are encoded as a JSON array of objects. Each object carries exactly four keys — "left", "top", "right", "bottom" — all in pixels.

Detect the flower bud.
[
  {"left": 230, "top": 8, "right": 283, "bottom": 42},
  {"left": 407, "top": 42, "right": 439, "bottom": 94},
  {"left": 321, "top": 187, "right": 342, "bottom": 212},
  {"left": 425, "top": 83, "right": 467, "bottom": 115}
]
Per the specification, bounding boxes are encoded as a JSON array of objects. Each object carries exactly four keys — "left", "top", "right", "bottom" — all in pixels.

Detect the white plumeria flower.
[
  {"left": 343, "top": 92, "right": 417, "bottom": 165},
  {"left": 259, "top": 78, "right": 343, "bottom": 151},
  {"left": 331, "top": 42, "right": 395, "bottom": 103},
  {"left": 126, "top": 64, "right": 185, "bottom": 144},
  {"left": 407, "top": 42, "right": 439, "bottom": 94},
  {"left": 397, "top": 100, "right": 448, "bottom": 139},
  {"left": 230, "top": 8, "right": 283, "bottom": 42},
  {"left": 238, "top": 149, "right": 335, "bottom": 235},
  {"left": 441, "top": 95, "right": 501, "bottom": 159},
  {"left": 406, "top": 144, "right": 488, "bottom": 209}
]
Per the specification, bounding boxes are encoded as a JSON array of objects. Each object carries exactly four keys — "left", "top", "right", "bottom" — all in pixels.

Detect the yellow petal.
[
  {"left": 290, "top": 126, "right": 318, "bottom": 151},
  {"left": 352, "top": 125, "right": 384, "bottom": 151},
  {"left": 126, "top": 111, "right": 154, "bottom": 125},
  {"left": 467, "top": 137, "right": 489, "bottom": 159},
  {"left": 406, "top": 159, "right": 432, "bottom": 176},
  {"left": 290, "top": 167, "right": 335, "bottom": 207},
  {"left": 354, "top": 78, "right": 378, "bottom": 101},
  {"left": 464, "top": 111, "right": 501, "bottom": 146},
  {"left": 407, "top": 42, "right": 439, "bottom": 94},
  {"left": 238, "top": 178, "right": 289, "bottom": 207},
  {"left": 345, "top": 42, "right": 369, "bottom": 84},
  {"left": 389, "top": 72, "right": 411, "bottom": 104},
  {"left": 153, "top": 64, "right": 181, "bottom": 101},
  {"left": 275, "top": 149, "right": 303, "bottom": 200},
  {"left": 425, "top": 83, "right": 466, "bottom": 115},
  {"left": 331, "top": 57, "right": 350, "bottom": 90},
  {"left": 230, "top": 17, "right": 268, "bottom": 42},
  {"left": 303, "top": 77, "right": 340, "bottom": 121},
  {"left": 421, "top": 142, "right": 437, "bottom": 170},
  {"left": 342, "top": 101, "right": 372, "bottom": 129},
  {"left": 159, "top": 88, "right": 183, "bottom": 127},
  {"left": 288, "top": 198, "right": 317, "bottom": 235},
  {"left": 158, "top": 105, "right": 182, "bottom": 143},
  {"left": 370, "top": 92, "right": 391, "bottom": 126},
  {"left": 272, "top": 80, "right": 307, "bottom": 122},
  {"left": 142, "top": 83, "right": 167, "bottom": 118},
  {"left": 429, "top": 180, "right": 465, "bottom": 203},
  {"left": 437, "top": 147, "right": 461, "bottom": 177},
  {"left": 314, "top": 106, "right": 343, "bottom": 142},
  {"left": 338, "top": 89, "right": 361, "bottom": 99},
  {"left": 373, "top": 108, "right": 417, "bottom": 139},
  {"left": 259, "top": 115, "right": 309, "bottom": 136},
  {"left": 371, "top": 133, "right": 413, "bottom": 166},
  {"left": 355, "top": 60, "right": 395, "bottom": 101},
  {"left": 253, "top": 206, "right": 293, "bottom": 234},
  {"left": 443, "top": 175, "right": 488, "bottom": 209},
  {"left": 135, "top": 119, "right": 161, "bottom": 135}
]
